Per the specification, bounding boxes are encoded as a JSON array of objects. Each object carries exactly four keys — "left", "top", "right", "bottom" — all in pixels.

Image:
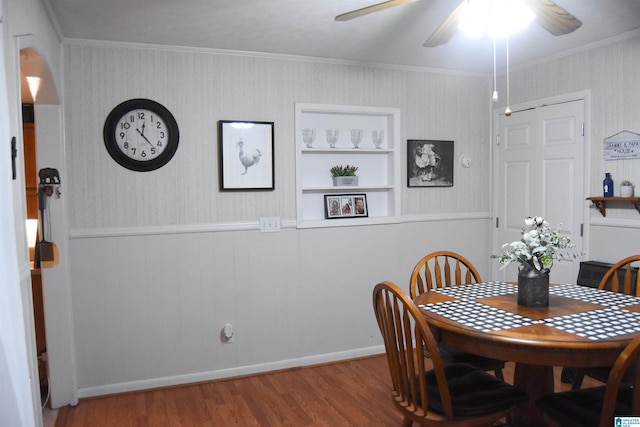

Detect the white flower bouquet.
[{"left": 497, "top": 216, "right": 574, "bottom": 272}]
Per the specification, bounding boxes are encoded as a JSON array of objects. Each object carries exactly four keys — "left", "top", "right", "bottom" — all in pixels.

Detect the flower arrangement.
[
  {"left": 330, "top": 164, "right": 358, "bottom": 177},
  {"left": 496, "top": 216, "right": 574, "bottom": 272}
]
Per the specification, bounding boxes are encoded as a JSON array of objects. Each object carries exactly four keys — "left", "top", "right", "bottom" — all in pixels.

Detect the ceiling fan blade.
[
  {"left": 522, "top": 0, "right": 582, "bottom": 36},
  {"left": 423, "top": 0, "right": 467, "bottom": 47},
  {"left": 335, "top": 0, "right": 418, "bottom": 21}
]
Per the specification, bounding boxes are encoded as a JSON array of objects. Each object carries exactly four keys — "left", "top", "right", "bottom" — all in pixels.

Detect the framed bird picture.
[{"left": 218, "top": 120, "right": 275, "bottom": 191}]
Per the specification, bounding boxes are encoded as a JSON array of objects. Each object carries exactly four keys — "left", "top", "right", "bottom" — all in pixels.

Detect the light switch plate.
[{"left": 259, "top": 217, "right": 281, "bottom": 232}]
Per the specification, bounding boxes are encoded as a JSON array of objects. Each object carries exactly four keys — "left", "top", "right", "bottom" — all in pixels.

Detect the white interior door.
[{"left": 493, "top": 100, "right": 584, "bottom": 284}]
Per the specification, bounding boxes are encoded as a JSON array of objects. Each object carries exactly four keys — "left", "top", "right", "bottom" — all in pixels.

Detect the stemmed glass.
[
  {"left": 372, "top": 130, "right": 384, "bottom": 149},
  {"left": 351, "top": 129, "right": 362, "bottom": 148},
  {"left": 302, "top": 128, "right": 315, "bottom": 148},
  {"left": 326, "top": 129, "right": 339, "bottom": 148}
]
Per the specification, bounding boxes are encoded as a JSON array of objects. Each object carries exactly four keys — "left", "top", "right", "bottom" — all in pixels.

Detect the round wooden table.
[{"left": 415, "top": 282, "right": 640, "bottom": 426}]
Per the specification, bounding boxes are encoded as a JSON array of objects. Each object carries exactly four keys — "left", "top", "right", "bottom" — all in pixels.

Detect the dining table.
[{"left": 414, "top": 281, "right": 640, "bottom": 426}]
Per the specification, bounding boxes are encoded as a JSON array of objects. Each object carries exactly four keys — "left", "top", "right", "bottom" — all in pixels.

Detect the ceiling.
[{"left": 43, "top": 0, "right": 640, "bottom": 75}]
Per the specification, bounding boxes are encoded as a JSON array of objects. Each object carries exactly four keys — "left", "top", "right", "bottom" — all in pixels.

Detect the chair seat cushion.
[
  {"left": 423, "top": 363, "right": 528, "bottom": 417},
  {"left": 583, "top": 364, "right": 635, "bottom": 385},
  {"left": 438, "top": 343, "right": 505, "bottom": 370},
  {"left": 536, "top": 385, "right": 633, "bottom": 427}
]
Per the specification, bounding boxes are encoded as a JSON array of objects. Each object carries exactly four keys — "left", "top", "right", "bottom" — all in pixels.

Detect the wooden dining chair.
[
  {"left": 409, "top": 251, "right": 506, "bottom": 379},
  {"left": 597, "top": 254, "right": 640, "bottom": 296},
  {"left": 373, "top": 281, "right": 528, "bottom": 426},
  {"left": 409, "top": 251, "right": 483, "bottom": 297},
  {"left": 571, "top": 254, "right": 640, "bottom": 389},
  {"left": 537, "top": 335, "right": 640, "bottom": 427}
]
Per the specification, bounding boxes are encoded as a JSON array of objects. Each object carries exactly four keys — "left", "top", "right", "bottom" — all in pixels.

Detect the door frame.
[
  {"left": 15, "top": 39, "right": 79, "bottom": 410},
  {"left": 490, "top": 90, "right": 592, "bottom": 279}
]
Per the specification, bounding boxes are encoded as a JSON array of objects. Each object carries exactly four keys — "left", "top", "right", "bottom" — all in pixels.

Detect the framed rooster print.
[{"left": 218, "top": 120, "right": 274, "bottom": 191}]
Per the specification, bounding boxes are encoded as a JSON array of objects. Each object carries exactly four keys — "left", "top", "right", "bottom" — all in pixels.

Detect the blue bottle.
[{"left": 603, "top": 173, "right": 614, "bottom": 197}]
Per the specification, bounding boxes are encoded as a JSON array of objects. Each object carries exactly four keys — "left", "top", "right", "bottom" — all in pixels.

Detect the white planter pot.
[
  {"left": 620, "top": 185, "right": 634, "bottom": 197},
  {"left": 333, "top": 176, "right": 358, "bottom": 186}
]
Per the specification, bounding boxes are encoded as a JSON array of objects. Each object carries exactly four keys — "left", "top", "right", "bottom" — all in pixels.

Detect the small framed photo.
[
  {"left": 218, "top": 120, "right": 274, "bottom": 191},
  {"left": 407, "top": 139, "right": 454, "bottom": 187},
  {"left": 324, "top": 194, "right": 368, "bottom": 219}
]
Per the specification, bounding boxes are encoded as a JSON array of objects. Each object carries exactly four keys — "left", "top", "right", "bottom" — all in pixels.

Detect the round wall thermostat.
[{"left": 459, "top": 154, "right": 472, "bottom": 168}]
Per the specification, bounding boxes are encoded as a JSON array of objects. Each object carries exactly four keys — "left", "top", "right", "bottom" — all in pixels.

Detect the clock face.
[
  {"left": 114, "top": 108, "right": 169, "bottom": 161},
  {"left": 103, "top": 99, "right": 179, "bottom": 171}
]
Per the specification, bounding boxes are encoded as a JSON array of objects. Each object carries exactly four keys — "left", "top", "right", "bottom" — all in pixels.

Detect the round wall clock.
[{"left": 103, "top": 98, "right": 179, "bottom": 172}]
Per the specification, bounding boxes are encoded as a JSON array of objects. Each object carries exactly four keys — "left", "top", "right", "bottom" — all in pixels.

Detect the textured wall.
[
  {"left": 60, "top": 32, "right": 640, "bottom": 399},
  {"left": 63, "top": 41, "right": 493, "bottom": 395},
  {"left": 505, "top": 35, "right": 640, "bottom": 220},
  {"left": 63, "top": 42, "right": 491, "bottom": 229},
  {"left": 70, "top": 219, "right": 491, "bottom": 395},
  {"left": 500, "top": 35, "right": 640, "bottom": 262}
]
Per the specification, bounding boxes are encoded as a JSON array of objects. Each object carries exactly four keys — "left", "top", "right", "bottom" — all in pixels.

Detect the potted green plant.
[
  {"left": 620, "top": 180, "right": 634, "bottom": 197},
  {"left": 330, "top": 164, "right": 358, "bottom": 186}
]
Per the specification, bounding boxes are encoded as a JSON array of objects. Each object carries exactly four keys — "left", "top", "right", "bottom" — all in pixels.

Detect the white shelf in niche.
[
  {"left": 300, "top": 148, "right": 394, "bottom": 154},
  {"left": 295, "top": 103, "right": 401, "bottom": 229},
  {"left": 302, "top": 185, "right": 395, "bottom": 193}
]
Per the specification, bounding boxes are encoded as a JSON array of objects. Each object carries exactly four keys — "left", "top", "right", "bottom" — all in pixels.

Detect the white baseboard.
[{"left": 76, "top": 345, "right": 385, "bottom": 398}]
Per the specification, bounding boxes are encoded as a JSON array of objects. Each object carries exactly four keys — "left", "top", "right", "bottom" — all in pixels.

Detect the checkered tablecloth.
[
  {"left": 420, "top": 299, "right": 538, "bottom": 333},
  {"left": 418, "top": 282, "right": 640, "bottom": 340},
  {"left": 550, "top": 283, "right": 640, "bottom": 307},
  {"left": 430, "top": 281, "right": 518, "bottom": 300}
]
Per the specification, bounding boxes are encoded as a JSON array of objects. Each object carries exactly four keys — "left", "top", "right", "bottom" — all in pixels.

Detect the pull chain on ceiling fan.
[{"left": 505, "top": 36, "right": 512, "bottom": 116}]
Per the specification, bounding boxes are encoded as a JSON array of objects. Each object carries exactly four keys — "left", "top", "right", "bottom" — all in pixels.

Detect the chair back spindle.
[
  {"left": 598, "top": 255, "right": 640, "bottom": 296},
  {"left": 410, "top": 251, "right": 482, "bottom": 298}
]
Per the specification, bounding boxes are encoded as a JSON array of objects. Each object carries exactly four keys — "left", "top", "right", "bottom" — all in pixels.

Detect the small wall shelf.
[
  {"left": 586, "top": 197, "right": 640, "bottom": 217},
  {"left": 295, "top": 103, "right": 401, "bottom": 228}
]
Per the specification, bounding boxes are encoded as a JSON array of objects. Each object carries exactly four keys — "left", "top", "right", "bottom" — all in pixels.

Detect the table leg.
[{"left": 511, "top": 363, "right": 554, "bottom": 427}]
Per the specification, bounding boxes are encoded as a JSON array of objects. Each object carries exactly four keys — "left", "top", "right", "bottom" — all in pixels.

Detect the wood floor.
[{"left": 55, "top": 355, "right": 599, "bottom": 427}]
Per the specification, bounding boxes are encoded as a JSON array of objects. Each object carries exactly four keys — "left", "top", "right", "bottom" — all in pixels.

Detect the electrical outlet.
[{"left": 259, "top": 217, "right": 281, "bottom": 232}]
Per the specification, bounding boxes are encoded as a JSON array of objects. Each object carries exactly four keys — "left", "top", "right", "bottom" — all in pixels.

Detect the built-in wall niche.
[{"left": 295, "top": 103, "right": 401, "bottom": 228}]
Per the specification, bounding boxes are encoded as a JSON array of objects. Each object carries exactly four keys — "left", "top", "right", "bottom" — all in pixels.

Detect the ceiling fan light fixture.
[{"left": 458, "top": 0, "right": 535, "bottom": 39}]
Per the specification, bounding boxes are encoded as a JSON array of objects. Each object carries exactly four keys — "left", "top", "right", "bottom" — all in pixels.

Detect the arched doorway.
[{"left": 19, "top": 46, "right": 76, "bottom": 420}]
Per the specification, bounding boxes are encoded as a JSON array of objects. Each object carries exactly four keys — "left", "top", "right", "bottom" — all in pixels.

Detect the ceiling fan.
[{"left": 335, "top": 0, "right": 582, "bottom": 47}]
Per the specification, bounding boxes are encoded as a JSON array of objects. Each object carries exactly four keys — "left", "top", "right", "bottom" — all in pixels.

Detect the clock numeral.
[
  {"left": 120, "top": 122, "right": 131, "bottom": 130},
  {"left": 159, "top": 131, "right": 165, "bottom": 139},
  {"left": 156, "top": 122, "right": 162, "bottom": 129},
  {"left": 130, "top": 147, "right": 137, "bottom": 156},
  {"left": 119, "top": 132, "right": 126, "bottom": 139},
  {"left": 129, "top": 114, "right": 135, "bottom": 123},
  {"left": 140, "top": 150, "right": 147, "bottom": 158},
  {"left": 137, "top": 112, "right": 145, "bottom": 120},
  {"left": 150, "top": 147, "right": 156, "bottom": 155},
  {"left": 123, "top": 141, "right": 129, "bottom": 150},
  {"left": 156, "top": 141, "right": 163, "bottom": 148}
]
